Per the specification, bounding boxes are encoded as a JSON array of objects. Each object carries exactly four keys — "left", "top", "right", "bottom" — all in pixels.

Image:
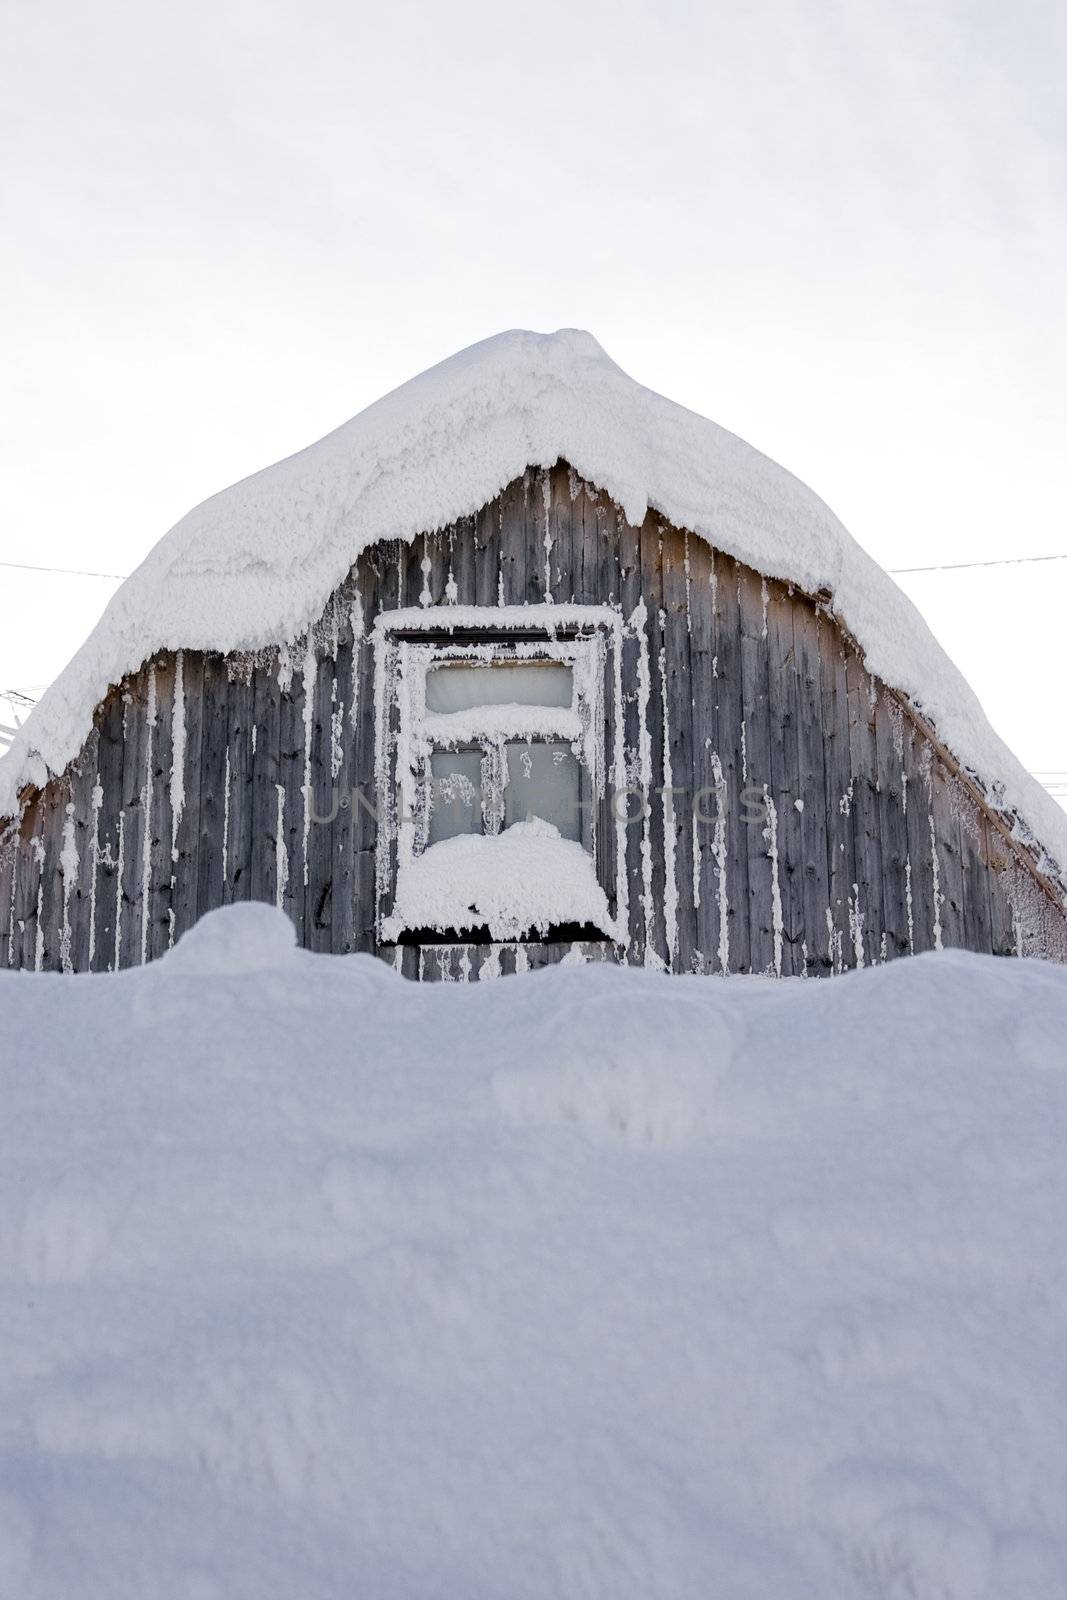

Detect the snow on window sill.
[{"left": 380, "top": 818, "right": 620, "bottom": 944}]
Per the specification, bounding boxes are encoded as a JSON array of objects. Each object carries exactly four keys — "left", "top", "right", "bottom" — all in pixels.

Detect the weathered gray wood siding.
[{"left": 3, "top": 461, "right": 1066, "bottom": 978}]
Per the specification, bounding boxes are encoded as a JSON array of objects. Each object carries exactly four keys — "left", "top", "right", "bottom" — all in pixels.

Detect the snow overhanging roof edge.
[{"left": 2, "top": 326, "right": 1065, "bottom": 887}]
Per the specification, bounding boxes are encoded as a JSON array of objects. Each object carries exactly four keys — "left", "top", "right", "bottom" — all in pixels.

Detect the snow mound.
[
  {"left": 2, "top": 328, "right": 1064, "bottom": 881},
  {"left": 163, "top": 900, "right": 299, "bottom": 975},
  {"left": 2, "top": 905, "right": 1067, "bottom": 1598}
]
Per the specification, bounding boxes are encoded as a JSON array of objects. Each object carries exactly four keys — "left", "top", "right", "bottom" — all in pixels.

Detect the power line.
[
  {"left": 0, "top": 558, "right": 126, "bottom": 580},
  {"left": 4, "top": 551, "right": 1067, "bottom": 585},
  {"left": 890, "top": 552, "right": 1067, "bottom": 575}
]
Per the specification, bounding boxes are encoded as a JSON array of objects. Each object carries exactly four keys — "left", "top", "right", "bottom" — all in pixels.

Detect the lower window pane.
[
  {"left": 428, "top": 750, "right": 483, "bottom": 843},
  {"left": 505, "top": 742, "right": 581, "bottom": 840}
]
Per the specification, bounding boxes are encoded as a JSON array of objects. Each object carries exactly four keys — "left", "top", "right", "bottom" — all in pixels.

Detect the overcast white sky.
[{"left": 2, "top": 0, "right": 1065, "bottom": 794}]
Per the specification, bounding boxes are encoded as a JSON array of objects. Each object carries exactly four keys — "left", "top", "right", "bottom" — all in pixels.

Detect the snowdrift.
[{"left": 1, "top": 903, "right": 1066, "bottom": 1599}]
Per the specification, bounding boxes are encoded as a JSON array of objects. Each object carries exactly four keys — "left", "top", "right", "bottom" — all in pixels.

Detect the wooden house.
[{"left": 2, "top": 330, "right": 1066, "bottom": 978}]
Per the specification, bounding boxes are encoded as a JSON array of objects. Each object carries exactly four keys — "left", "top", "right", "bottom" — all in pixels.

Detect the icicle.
[
  {"left": 140, "top": 665, "right": 157, "bottom": 965},
  {"left": 88, "top": 779, "right": 102, "bottom": 966},
  {"left": 929, "top": 813, "right": 943, "bottom": 950},
  {"left": 330, "top": 691, "right": 344, "bottom": 779},
  {"left": 419, "top": 535, "right": 432, "bottom": 607},
  {"left": 26, "top": 832, "right": 46, "bottom": 979},
  {"left": 348, "top": 594, "right": 365, "bottom": 739},
  {"left": 301, "top": 637, "right": 316, "bottom": 887},
  {"left": 445, "top": 565, "right": 458, "bottom": 605},
  {"left": 890, "top": 705, "right": 909, "bottom": 818},
  {"left": 848, "top": 884, "right": 865, "bottom": 969},
  {"left": 905, "top": 856, "right": 914, "bottom": 953},
  {"left": 710, "top": 752, "right": 729, "bottom": 975},
  {"left": 630, "top": 601, "right": 660, "bottom": 968},
  {"left": 740, "top": 720, "right": 747, "bottom": 783},
  {"left": 760, "top": 577, "right": 769, "bottom": 639},
  {"left": 480, "top": 946, "right": 502, "bottom": 980},
  {"left": 222, "top": 746, "right": 231, "bottom": 890},
  {"left": 610, "top": 615, "right": 629, "bottom": 941},
  {"left": 514, "top": 944, "right": 529, "bottom": 974},
  {"left": 659, "top": 630, "right": 679, "bottom": 971},
  {"left": 5, "top": 848, "right": 16, "bottom": 968},
  {"left": 373, "top": 632, "right": 396, "bottom": 920},
  {"left": 275, "top": 784, "right": 288, "bottom": 909},
  {"left": 826, "top": 905, "right": 843, "bottom": 974},
  {"left": 170, "top": 650, "right": 185, "bottom": 861},
  {"left": 59, "top": 803, "right": 78, "bottom": 975},
  {"left": 326, "top": 593, "right": 341, "bottom": 661},
  {"left": 763, "top": 786, "right": 783, "bottom": 977},
  {"left": 683, "top": 530, "right": 692, "bottom": 635},
  {"left": 542, "top": 472, "right": 554, "bottom": 604},
  {"left": 276, "top": 643, "right": 293, "bottom": 692},
  {"left": 112, "top": 812, "right": 125, "bottom": 972},
  {"left": 692, "top": 808, "right": 702, "bottom": 911}
]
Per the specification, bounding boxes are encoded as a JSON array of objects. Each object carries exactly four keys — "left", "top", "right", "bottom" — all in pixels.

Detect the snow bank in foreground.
[
  {"left": 2, "top": 329, "right": 1064, "bottom": 884},
  {"left": 383, "top": 818, "right": 618, "bottom": 941},
  {"left": 2, "top": 902, "right": 1066, "bottom": 1600}
]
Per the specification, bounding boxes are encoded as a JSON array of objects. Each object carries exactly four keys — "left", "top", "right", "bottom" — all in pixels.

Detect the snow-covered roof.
[{"left": 2, "top": 327, "right": 1064, "bottom": 882}]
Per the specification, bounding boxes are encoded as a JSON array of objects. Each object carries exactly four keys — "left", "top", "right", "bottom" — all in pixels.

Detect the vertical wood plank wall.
[{"left": 2, "top": 461, "right": 1066, "bottom": 978}]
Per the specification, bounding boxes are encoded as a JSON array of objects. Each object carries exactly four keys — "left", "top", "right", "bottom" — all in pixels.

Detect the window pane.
[
  {"left": 504, "top": 741, "right": 581, "bottom": 840},
  {"left": 428, "top": 749, "right": 483, "bottom": 843},
  {"left": 425, "top": 662, "right": 573, "bottom": 713}
]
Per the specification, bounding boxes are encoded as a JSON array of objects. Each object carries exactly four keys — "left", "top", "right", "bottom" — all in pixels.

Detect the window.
[
  {"left": 423, "top": 660, "right": 581, "bottom": 843},
  {"left": 374, "top": 607, "right": 624, "bottom": 943}
]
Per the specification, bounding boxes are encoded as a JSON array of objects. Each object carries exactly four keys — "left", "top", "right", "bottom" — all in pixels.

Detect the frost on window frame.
[{"left": 372, "top": 605, "right": 627, "bottom": 944}]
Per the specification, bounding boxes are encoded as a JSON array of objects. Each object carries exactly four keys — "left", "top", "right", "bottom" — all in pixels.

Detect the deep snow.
[
  {"left": 2, "top": 329, "right": 1064, "bottom": 886},
  {"left": 1, "top": 902, "right": 1066, "bottom": 1599}
]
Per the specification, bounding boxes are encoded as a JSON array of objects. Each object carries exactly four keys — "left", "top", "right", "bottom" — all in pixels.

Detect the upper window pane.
[{"left": 425, "top": 662, "right": 573, "bottom": 713}]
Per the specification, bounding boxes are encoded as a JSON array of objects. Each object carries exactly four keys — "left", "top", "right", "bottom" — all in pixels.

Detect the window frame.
[
  {"left": 415, "top": 645, "right": 590, "bottom": 850},
  {"left": 373, "top": 605, "right": 624, "bottom": 945}
]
